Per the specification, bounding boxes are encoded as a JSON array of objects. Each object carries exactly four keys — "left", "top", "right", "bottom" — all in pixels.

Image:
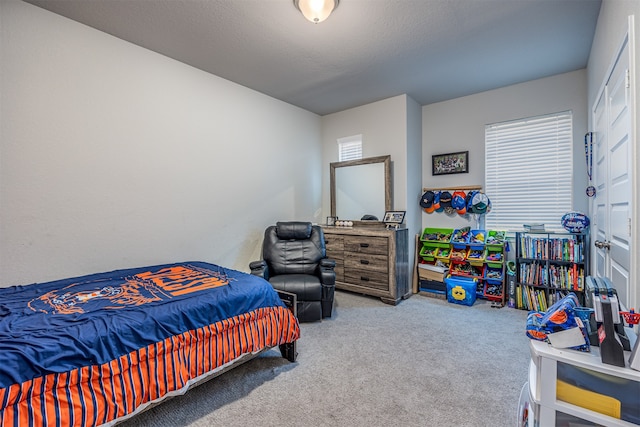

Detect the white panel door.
[{"left": 592, "top": 33, "right": 634, "bottom": 309}]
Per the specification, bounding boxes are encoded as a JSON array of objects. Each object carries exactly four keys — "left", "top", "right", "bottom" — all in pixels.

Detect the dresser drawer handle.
[
  {"left": 360, "top": 243, "right": 369, "bottom": 248},
  {"left": 360, "top": 276, "right": 369, "bottom": 282},
  {"left": 360, "top": 259, "right": 369, "bottom": 265}
]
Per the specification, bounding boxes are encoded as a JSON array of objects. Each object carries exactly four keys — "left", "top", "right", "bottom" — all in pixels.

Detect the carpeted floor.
[{"left": 122, "top": 290, "right": 531, "bottom": 427}]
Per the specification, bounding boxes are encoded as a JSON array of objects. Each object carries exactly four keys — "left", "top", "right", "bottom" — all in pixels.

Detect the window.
[
  {"left": 338, "top": 135, "right": 362, "bottom": 161},
  {"left": 485, "top": 111, "right": 573, "bottom": 231}
]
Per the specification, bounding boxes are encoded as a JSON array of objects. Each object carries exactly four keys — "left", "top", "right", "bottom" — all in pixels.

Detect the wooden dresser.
[{"left": 322, "top": 226, "right": 409, "bottom": 305}]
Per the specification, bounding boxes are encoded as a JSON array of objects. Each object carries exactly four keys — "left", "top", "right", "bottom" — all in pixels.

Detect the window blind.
[
  {"left": 485, "top": 111, "right": 573, "bottom": 232},
  {"left": 338, "top": 135, "right": 362, "bottom": 161}
]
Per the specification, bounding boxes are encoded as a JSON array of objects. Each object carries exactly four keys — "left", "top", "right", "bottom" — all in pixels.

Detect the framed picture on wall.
[{"left": 432, "top": 151, "right": 469, "bottom": 175}]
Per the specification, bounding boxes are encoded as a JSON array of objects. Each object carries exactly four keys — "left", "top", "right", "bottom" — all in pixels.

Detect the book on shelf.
[{"left": 523, "top": 224, "right": 545, "bottom": 232}]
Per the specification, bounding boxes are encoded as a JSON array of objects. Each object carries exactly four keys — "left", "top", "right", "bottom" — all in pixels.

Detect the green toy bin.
[
  {"left": 419, "top": 244, "right": 438, "bottom": 262},
  {"left": 420, "top": 227, "right": 453, "bottom": 248},
  {"left": 486, "top": 230, "right": 507, "bottom": 250},
  {"left": 485, "top": 246, "right": 504, "bottom": 268}
]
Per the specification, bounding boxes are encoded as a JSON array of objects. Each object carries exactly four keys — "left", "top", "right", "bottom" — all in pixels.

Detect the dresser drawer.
[
  {"left": 326, "top": 247, "right": 343, "bottom": 261},
  {"left": 344, "top": 269, "right": 389, "bottom": 291},
  {"left": 344, "top": 235, "right": 388, "bottom": 255},
  {"left": 324, "top": 234, "right": 344, "bottom": 252},
  {"left": 344, "top": 253, "right": 388, "bottom": 274},
  {"left": 326, "top": 248, "right": 344, "bottom": 264}
]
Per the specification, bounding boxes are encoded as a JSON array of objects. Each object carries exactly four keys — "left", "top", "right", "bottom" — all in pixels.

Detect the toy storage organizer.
[{"left": 417, "top": 227, "right": 507, "bottom": 305}]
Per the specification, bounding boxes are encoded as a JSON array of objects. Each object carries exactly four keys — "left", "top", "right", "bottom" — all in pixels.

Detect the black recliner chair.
[{"left": 250, "top": 221, "right": 336, "bottom": 322}]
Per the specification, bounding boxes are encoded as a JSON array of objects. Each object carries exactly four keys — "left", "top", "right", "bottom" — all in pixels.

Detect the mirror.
[{"left": 330, "top": 155, "right": 391, "bottom": 222}]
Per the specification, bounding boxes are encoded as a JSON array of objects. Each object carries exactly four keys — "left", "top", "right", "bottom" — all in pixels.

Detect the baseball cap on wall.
[
  {"left": 432, "top": 191, "right": 442, "bottom": 211},
  {"left": 439, "top": 191, "right": 453, "bottom": 208},
  {"left": 451, "top": 191, "right": 467, "bottom": 215},
  {"left": 470, "top": 192, "right": 490, "bottom": 214},
  {"left": 420, "top": 191, "right": 435, "bottom": 209}
]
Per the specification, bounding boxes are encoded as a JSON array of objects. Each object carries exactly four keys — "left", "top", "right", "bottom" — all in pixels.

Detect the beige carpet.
[{"left": 122, "top": 290, "right": 531, "bottom": 427}]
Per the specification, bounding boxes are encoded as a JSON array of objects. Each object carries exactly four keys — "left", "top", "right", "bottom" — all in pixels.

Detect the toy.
[
  {"left": 422, "top": 231, "right": 452, "bottom": 242},
  {"left": 620, "top": 309, "right": 640, "bottom": 327},
  {"left": 486, "top": 230, "right": 506, "bottom": 245},
  {"left": 486, "top": 252, "right": 502, "bottom": 261},
  {"left": 437, "top": 248, "right": 450, "bottom": 257},
  {"left": 467, "top": 249, "right": 484, "bottom": 259},
  {"left": 485, "top": 270, "right": 502, "bottom": 280},
  {"left": 451, "top": 227, "right": 470, "bottom": 243},
  {"left": 450, "top": 248, "right": 466, "bottom": 260},
  {"left": 470, "top": 231, "right": 484, "bottom": 243},
  {"left": 525, "top": 293, "right": 590, "bottom": 352},
  {"left": 422, "top": 247, "right": 436, "bottom": 256}
]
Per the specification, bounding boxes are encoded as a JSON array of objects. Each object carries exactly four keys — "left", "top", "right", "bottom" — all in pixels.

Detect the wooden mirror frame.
[{"left": 330, "top": 155, "right": 392, "bottom": 223}]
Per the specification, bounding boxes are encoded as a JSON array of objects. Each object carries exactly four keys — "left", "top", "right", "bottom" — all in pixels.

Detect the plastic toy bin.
[
  {"left": 484, "top": 247, "right": 504, "bottom": 268},
  {"left": 468, "top": 229, "right": 486, "bottom": 249},
  {"left": 420, "top": 227, "right": 453, "bottom": 248},
  {"left": 485, "top": 230, "right": 506, "bottom": 249},
  {"left": 483, "top": 266, "right": 504, "bottom": 301},
  {"left": 434, "top": 247, "right": 451, "bottom": 263},
  {"left": 445, "top": 276, "right": 477, "bottom": 306},
  {"left": 450, "top": 228, "right": 470, "bottom": 249},
  {"left": 449, "top": 247, "right": 468, "bottom": 262},
  {"left": 419, "top": 245, "right": 438, "bottom": 262},
  {"left": 466, "top": 248, "right": 485, "bottom": 265},
  {"left": 484, "top": 266, "right": 503, "bottom": 283},
  {"left": 449, "top": 261, "right": 484, "bottom": 279}
]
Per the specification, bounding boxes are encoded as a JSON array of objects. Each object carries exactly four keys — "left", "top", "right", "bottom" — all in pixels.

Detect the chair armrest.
[
  {"left": 320, "top": 258, "right": 336, "bottom": 269},
  {"left": 319, "top": 258, "right": 336, "bottom": 286},
  {"left": 249, "top": 260, "right": 268, "bottom": 279}
]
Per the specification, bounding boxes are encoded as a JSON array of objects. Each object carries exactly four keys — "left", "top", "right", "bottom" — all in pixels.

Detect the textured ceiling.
[{"left": 24, "top": 0, "right": 602, "bottom": 115}]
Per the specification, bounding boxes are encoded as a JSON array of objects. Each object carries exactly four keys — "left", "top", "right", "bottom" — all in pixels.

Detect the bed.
[{"left": 0, "top": 261, "right": 300, "bottom": 426}]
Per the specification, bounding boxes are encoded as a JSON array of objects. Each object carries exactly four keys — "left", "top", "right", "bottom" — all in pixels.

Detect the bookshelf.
[{"left": 514, "top": 231, "right": 589, "bottom": 311}]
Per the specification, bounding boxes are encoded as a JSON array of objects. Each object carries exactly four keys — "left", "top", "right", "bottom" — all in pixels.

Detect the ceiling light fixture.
[{"left": 293, "top": 0, "right": 339, "bottom": 24}]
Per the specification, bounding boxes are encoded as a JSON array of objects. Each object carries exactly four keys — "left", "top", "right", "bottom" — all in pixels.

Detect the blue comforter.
[{"left": 0, "top": 261, "right": 287, "bottom": 389}]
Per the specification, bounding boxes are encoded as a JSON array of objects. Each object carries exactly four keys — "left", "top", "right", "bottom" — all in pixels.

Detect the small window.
[
  {"left": 338, "top": 135, "right": 362, "bottom": 161},
  {"left": 485, "top": 111, "right": 573, "bottom": 231}
]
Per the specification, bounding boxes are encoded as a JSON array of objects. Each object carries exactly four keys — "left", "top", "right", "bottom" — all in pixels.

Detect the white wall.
[
  {"left": 405, "top": 96, "right": 423, "bottom": 280},
  {"left": 321, "top": 94, "right": 418, "bottom": 285},
  {"left": 321, "top": 94, "right": 422, "bottom": 286},
  {"left": 421, "top": 69, "right": 589, "bottom": 230},
  {"left": 0, "top": 0, "right": 322, "bottom": 286},
  {"left": 321, "top": 94, "right": 409, "bottom": 219}
]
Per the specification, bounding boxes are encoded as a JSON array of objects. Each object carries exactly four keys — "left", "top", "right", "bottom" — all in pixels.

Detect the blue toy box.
[{"left": 445, "top": 276, "right": 477, "bottom": 306}]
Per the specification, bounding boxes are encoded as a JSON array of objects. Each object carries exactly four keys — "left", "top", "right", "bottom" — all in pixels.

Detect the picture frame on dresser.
[{"left": 383, "top": 210, "right": 406, "bottom": 224}]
